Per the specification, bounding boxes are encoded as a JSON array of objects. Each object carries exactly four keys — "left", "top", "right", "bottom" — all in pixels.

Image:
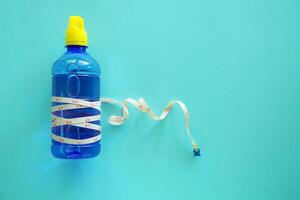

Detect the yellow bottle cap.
[{"left": 66, "top": 16, "right": 88, "bottom": 46}]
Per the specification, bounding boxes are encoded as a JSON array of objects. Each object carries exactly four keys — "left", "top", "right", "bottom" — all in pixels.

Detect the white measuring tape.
[{"left": 52, "top": 96, "right": 201, "bottom": 156}]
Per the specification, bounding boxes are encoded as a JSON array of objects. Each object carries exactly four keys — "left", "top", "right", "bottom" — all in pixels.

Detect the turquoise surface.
[{"left": 0, "top": 0, "right": 299, "bottom": 199}]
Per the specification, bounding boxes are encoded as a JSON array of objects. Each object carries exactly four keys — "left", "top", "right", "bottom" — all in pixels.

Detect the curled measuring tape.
[
  {"left": 52, "top": 97, "right": 201, "bottom": 156},
  {"left": 101, "top": 98, "right": 201, "bottom": 156}
]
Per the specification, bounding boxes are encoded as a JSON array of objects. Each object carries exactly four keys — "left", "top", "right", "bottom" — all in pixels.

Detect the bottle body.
[{"left": 51, "top": 46, "right": 101, "bottom": 159}]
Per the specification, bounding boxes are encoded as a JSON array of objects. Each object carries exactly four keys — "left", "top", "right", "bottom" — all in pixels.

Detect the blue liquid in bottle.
[{"left": 51, "top": 16, "right": 101, "bottom": 159}]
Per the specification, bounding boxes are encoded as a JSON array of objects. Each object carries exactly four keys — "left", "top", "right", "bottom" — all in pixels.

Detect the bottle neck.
[{"left": 66, "top": 45, "right": 87, "bottom": 53}]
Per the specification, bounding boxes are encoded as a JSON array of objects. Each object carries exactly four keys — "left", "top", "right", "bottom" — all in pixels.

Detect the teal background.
[{"left": 0, "top": 0, "right": 299, "bottom": 199}]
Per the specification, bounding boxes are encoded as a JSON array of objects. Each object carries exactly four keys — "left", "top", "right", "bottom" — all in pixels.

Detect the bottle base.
[{"left": 51, "top": 143, "right": 101, "bottom": 159}]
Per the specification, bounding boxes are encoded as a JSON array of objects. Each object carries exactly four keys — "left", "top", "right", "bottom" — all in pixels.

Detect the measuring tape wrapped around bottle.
[{"left": 52, "top": 96, "right": 201, "bottom": 158}]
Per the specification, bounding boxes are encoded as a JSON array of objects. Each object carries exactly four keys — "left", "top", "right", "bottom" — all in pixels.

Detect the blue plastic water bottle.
[{"left": 51, "top": 16, "right": 101, "bottom": 159}]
